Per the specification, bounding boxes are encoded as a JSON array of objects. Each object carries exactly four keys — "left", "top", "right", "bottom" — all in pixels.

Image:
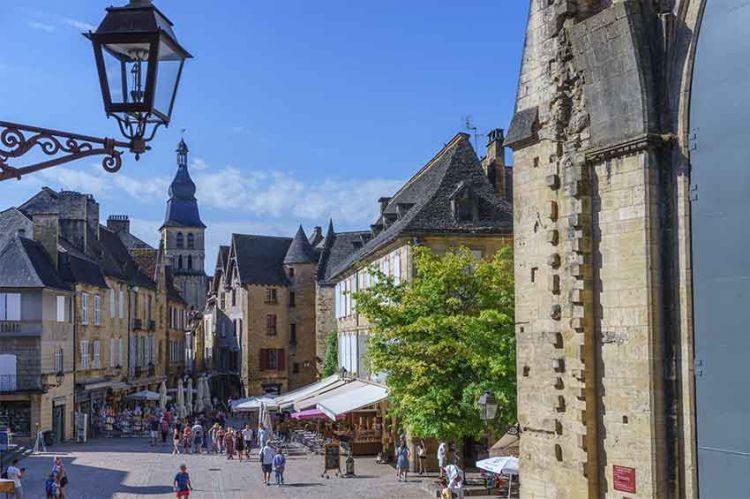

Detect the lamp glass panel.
[
  {"left": 153, "top": 39, "right": 184, "bottom": 120},
  {"left": 103, "top": 42, "right": 151, "bottom": 107}
]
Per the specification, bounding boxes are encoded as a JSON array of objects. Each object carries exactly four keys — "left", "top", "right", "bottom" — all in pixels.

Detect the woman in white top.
[{"left": 437, "top": 441, "right": 447, "bottom": 477}]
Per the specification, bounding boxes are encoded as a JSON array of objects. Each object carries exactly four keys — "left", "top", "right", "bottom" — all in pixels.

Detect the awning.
[
  {"left": 82, "top": 380, "right": 129, "bottom": 392},
  {"left": 127, "top": 390, "right": 161, "bottom": 401},
  {"left": 316, "top": 381, "right": 389, "bottom": 421},
  {"left": 293, "top": 379, "right": 359, "bottom": 411},
  {"left": 290, "top": 408, "right": 345, "bottom": 421},
  {"left": 232, "top": 395, "right": 278, "bottom": 412},
  {"left": 273, "top": 375, "right": 342, "bottom": 410}
]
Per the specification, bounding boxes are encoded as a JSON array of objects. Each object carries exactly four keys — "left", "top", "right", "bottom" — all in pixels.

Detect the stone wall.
[
  {"left": 287, "top": 262, "right": 317, "bottom": 388},
  {"left": 314, "top": 284, "right": 335, "bottom": 367},
  {"left": 508, "top": 0, "right": 703, "bottom": 497}
]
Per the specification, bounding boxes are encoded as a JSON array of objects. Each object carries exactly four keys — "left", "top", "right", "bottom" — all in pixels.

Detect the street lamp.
[
  {"left": 0, "top": 0, "right": 191, "bottom": 182},
  {"left": 478, "top": 391, "right": 498, "bottom": 422}
]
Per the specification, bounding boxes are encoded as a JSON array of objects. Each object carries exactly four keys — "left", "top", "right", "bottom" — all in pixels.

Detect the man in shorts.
[
  {"left": 173, "top": 464, "right": 192, "bottom": 498},
  {"left": 259, "top": 442, "right": 275, "bottom": 485}
]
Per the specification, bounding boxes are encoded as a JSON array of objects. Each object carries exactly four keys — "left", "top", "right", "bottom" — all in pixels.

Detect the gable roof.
[
  {"left": 284, "top": 226, "right": 318, "bottom": 265},
  {"left": 326, "top": 133, "right": 512, "bottom": 281},
  {"left": 231, "top": 234, "right": 292, "bottom": 286},
  {"left": 0, "top": 236, "right": 69, "bottom": 290},
  {"left": 317, "top": 229, "right": 372, "bottom": 285}
]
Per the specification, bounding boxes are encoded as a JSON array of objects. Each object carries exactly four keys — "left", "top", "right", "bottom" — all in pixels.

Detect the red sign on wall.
[{"left": 613, "top": 465, "right": 636, "bottom": 493}]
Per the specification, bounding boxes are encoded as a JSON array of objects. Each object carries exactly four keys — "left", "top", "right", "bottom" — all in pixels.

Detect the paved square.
[{"left": 12, "top": 437, "right": 432, "bottom": 498}]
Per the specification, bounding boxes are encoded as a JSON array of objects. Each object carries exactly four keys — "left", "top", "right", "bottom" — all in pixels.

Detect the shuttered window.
[
  {"left": 109, "top": 338, "right": 115, "bottom": 368},
  {"left": 93, "top": 340, "right": 101, "bottom": 368},
  {"left": 260, "top": 349, "right": 285, "bottom": 371},
  {"left": 94, "top": 295, "right": 101, "bottom": 325},
  {"left": 266, "top": 315, "right": 277, "bottom": 336},
  {"left": 81, "top": 293, "right": 89, "bottom": 325},
  {"left": 80, "top": 340, "right": 89, "bottom": 369}
]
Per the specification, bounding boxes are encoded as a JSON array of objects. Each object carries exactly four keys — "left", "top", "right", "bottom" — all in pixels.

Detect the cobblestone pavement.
[{"left": 13, "top": 437, "right": 433, "bottom": 498}]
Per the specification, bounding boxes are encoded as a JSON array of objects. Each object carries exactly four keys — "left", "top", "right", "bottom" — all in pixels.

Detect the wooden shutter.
[
  {"left": 260, "top": 349, "right": 267, "bottom": 370},
  {"left": 277, "top": 348, "right": 285, "bottom": 371}
]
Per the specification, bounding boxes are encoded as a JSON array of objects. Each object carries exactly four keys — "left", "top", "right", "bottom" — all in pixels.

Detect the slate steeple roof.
[
  {"left": 284, "top": 225, "right": 318, "bottom": 265},
  {"left": 162, "top": 139, "right": 205, "bottom": 229}
]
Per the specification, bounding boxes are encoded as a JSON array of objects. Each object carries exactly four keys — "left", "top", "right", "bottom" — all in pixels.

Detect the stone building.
[
  {"left": 161, "top": 139, "right": 208, "bottom": 312},
  {"left": 322, "top": 132, "right": 513, "bottom": 378},
  {"left": 204, "top": 228, "right": 320, "bottom": 397},
  {"left": 506, "top": 0, "right": 706, "bottom": 496}
]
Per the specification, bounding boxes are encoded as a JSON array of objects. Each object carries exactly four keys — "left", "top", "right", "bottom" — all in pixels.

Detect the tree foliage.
[
  {"left": 322, "top": 330, "right": 339, "bottom": 377},
  {"left": 354, "top": 246, "right": 515, "bottom": 441}
]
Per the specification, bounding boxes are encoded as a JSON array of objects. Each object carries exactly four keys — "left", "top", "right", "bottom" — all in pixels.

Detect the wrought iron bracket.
[{"left": 0, "top": 120, "right": 140, "bottom": 182}]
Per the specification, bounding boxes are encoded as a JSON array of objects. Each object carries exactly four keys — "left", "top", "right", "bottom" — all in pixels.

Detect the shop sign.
[{"left": 613, "top": 465, "right": 636, "bottom": 493}]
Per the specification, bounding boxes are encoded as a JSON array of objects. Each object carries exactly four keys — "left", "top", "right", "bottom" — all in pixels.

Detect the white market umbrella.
[
  {"left": 159, "top": 381, "right": 168, "bottom": 411},
  {"left": 475, "top": 456, "right": 519, "bottom": 476},
  {"left": 262, "top": 402, "right": 273, "bottom": 433},
  {"left": 195, "top": 377, "right": 204, "bottom": 413},
  {"left": 127, "top": 390, "right": 161, "bottom": 401},
  {"left": 202, "top": 376, "right": 212, "bottom": 410},
  {"left": 176, "top": 378, "right": 185, "bottom": 419},
  {"left": 186, "top": 378, "right": 194, "bottom": 416},
  {"left": 232, "top": 395, "right": 278, "bottom": 412}
]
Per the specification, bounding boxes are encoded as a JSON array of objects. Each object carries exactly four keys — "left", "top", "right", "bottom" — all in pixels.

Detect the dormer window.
[
  {"left": 450, "top": 181, "right": 478, "bottom": 222},
  {"left": 176, "top": 232, "right": 184, "bottom": 249}
]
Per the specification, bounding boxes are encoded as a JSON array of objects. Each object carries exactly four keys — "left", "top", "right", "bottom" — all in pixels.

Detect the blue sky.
[{"left": 0, "top": 1, "right": 527, "bottom": 270}]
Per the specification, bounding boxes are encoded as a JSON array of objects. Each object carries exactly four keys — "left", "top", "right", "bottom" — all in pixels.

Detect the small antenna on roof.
[{"left": 462, "top": 115, "right": 481, "bottom": 151}]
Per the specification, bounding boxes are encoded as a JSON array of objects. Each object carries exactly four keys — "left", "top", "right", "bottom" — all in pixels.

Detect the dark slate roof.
[
  {"left": 505, "top": 106, "right": 539, "bottom": 149},
  {"left": 317, "top": 229, "right": 372, "bottom": 284},
  {"left": 0, "top": 208, "right": 32, "bottom": 250},
  {"left": 99, "top": 227, "right": 156, "bottom": 288},
  {"left": 17, "top": 187, "right": 60, "bottom": 215},
  {"left": 210, "top": 245, "right": 230, "bottom": 294},
  {"left": 231, "top": 234, "right": 292, "bottom": 286},
  {"left": 59, "top": 248, "right": 108, "bottom": 288},
  {"left": 165, "top": 266, "right": 187, "bottom": 305},
  {"left": 284, "top": 226, "right": 318, "bottom": 265},
  {"left": 128, "top": 249, "right": 158, "bottom": 289},
  {"left": 326, "top": 133, "right": 512, "bottom": 281},
  {"left": 162, "top": 140, "right": 205, "bottom": 229},
  {"left": 116, "top": 230, "right": 154, "bottom": 250},
  {"left": 0, "top": 236, "right": 69, "bottom": 290}
]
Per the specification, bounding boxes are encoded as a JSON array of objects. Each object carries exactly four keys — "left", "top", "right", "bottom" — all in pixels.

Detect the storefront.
[{"left": 0, "top": 400, "right": 31, "bottom": 437}]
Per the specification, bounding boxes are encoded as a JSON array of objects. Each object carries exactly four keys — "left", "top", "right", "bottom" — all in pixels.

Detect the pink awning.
[{"left": 290, "top": 408, "right": 344, "bottom": 421}]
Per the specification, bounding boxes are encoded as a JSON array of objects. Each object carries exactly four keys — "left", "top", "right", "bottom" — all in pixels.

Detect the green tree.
[
  {"left": 354, "top": 246, "right": 515, "bottom": 441},
  {"left": 322, "top": 330, "right": 339, "bottom": 377}
]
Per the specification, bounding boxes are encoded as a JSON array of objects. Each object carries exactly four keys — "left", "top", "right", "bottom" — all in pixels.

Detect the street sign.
[{"left": 613, "top": 465, "right": 636, "bottom": 493}]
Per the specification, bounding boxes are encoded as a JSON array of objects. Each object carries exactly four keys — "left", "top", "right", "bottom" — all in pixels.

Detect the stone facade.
[{"left": 507, "top": 1, "right": 703, "bottom": 496}]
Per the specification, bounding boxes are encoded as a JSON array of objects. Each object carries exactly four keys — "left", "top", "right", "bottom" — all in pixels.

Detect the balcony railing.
[
  {"left": 0, "top": 374, "right": 42, "bottom": 393},
  {"left": 132, "top": 318, "right": 143, "bottom": 330},
  {"left": 0, "top": 320, "right": 43, "bottom": 335}
]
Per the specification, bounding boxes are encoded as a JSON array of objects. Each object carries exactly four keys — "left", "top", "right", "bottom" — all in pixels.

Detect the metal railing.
[
  {"left": 132, "top": 318, "right": 143, "bottom": 330},
  {"left": 0, "top": 374, "right": 42, "bottom": 392}
]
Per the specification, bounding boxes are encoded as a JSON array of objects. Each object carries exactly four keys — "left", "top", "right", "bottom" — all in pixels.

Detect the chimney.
[
  {"left": 378, "top": 197, "right": 392, "bottom": 214},
  {"left": 32, "top": 213, "right": 59, "bottom": 268},
  {"left": 308, "top": 226, "right": 323, "bottom": 246},
  {"left": 482, "top": 128, "right": 506, "bottom": 199},
  {"left": 107, "top": 215, "right": 131, "bottom": 234}
]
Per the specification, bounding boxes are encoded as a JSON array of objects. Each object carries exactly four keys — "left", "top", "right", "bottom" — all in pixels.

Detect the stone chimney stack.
[
  {"left": 107, "top": 215, "right": 131, "bottom": 234},
  {"left": 32, "top": 213, "right": 59, "bottom": 268},
  {"left": 378, "top": 197, "right": 392, "bottom": 214},
  {"left": 482, "top": 128, "right": 506, "bottom": 199}
]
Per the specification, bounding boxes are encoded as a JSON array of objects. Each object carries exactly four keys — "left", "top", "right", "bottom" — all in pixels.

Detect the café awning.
[
  {"left": 316, "top": 381, "right": 389, "bottom": 421},
  {"left": 274, "top": 374, "right": 342, "bottom": 410},
  {"left": 293, "top": 379, "right": 361, "bottom": 411}
]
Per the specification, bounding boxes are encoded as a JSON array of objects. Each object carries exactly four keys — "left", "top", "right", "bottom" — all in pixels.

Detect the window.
[
  {"left": 188, "top": 255, "right": 193, "bottom": 270},
  {"left": 54, "top": 348, "right": 63, "bottom": 374},
  {"left": 220, "top": 292, "right": 225, "bottom": 309},
  {"left": 260, "top": 348, "right": 285, "bottom": 371},
  {"left": 290, "top": 324, "right": 297, "bottom": 345},
  {"left": 0, "top": 293, "right": 21, "bottom": 321},
  {"left": 109, "top": 338, "right": 115, "bottom": 368},
  {"left": 266, "top": 314, "right": 277, "bottom": 336},
  {"left": 288, "top": 267, "right": 294, "bottom": 278},
  {"left": 187, "top": 233, "right": 194, "bottom": 249},
  {"left": 119, "top": 289, "right": 125, "bottom": 318},
  {"left": 93, "top": 340, "right": 101, "bottom": 368},
  {"left": 147, "top": 295, "right": 152, "bottom": 321},
  {"left": 109, "top": 289, "right": 115, "bottom": 317},
  {"left": 176, "top": 232, "right": 184, "bottom": 248},
  {"left": 231, "top": 288, "right": 236, "bottom": 307},
  {"left": 392, "top": 252, "right": 401, "bottom": 284},
  {"left": 265, "top": 288, "right": 277, "bottom": 304},
  {"left": 94, "top": 295, "right": 101, "bottom": 325},
  {"left": 289, "top": 291, "right": 295, "bottom": 307},
  {"left": 56, "top": 296, "right": 66, "bottom": 322},
  {"left": 178, "top": 255, "right": 183, "bottom": 269},
  {"left": 81, "top": 293, "right": 89, "bottom": 325},
  {"left": 118, "top": 337, "right": 123, "bottom": 367},
  {"left": 80, "top": 340, "right": 89, "bottom": 369},
  {"left": 292, "top": 362, "right": 299, "bottom": 374}
]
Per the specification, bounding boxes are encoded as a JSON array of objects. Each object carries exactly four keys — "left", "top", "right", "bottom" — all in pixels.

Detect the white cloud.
[
  {"left": 63, "top": 18, "right": 96, "bottom": 31},
  {"left": 39, "top": 164, "right": 108, "bottom": 195},
  {"left": 28, "top": 21, "right": 55, "bottom": 32},
  {"left": 127, "top": 218, "right": 161, "bottom": 248},
  {"left": 190, "top": 158, "right": 209, "bottom": 171},
  {"left": 113, "top": 175, "right": 171, "bottom": 203}
]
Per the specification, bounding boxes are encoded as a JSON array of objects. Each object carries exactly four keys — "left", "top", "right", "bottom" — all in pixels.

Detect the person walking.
[
  {"left": 191, "top": 421, "right": 203, "bottom": 455},
  {"left": 6, "top": 458, "right": 24, "bottom": 499},
  {"left": 173, "top": 464, "right": 193, "bottom": 498},
  {"left": 52, "top": 457, "right": 67, "bottom": 499},
  {"left": 45, "top": 473, "right": 60, "bottom": 498},
  {"left": 259, "top": 442, "right": 275, "bottom": 485},
  {"left": 236, "top": 430, "right": 245, "bottom": 462},
  {"left": 224, "top": 427, "right": 236, "bottom": 460},
  {"left": 437, "top": 441, "right": 447, "bottom": 478},
  {"left": 216, "top": 426, "right": 226, "bottom": 454},
  {"left": 241, "top": 424, "right": 253, "bottom": 454},
  {"left": 272, "top": 448, "right": 286, "bottom": 486},
  {"left": 257, "top": 423, "right": 269, "bottom": 448},
  {"left": 416, "top": 440, "right": 427, "bottom": 475},
  {"left": 172, "top": 426, "right": 182, "bottom": 455},
  {"left": 161, "top": 417, "right": 170, "bottom": 444},
  {"left": 182, "top": 426, "right": 192, "bottom": 454},
  {"left": 149, "top": 417, "right": 159, "bottom": 446},
  {"left": 396, "top": 437, "right": 410, "bottom": 482}
]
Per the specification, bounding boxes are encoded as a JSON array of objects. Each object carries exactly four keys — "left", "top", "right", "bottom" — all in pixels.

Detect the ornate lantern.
[
  {"left": 478, "top": 391, "right": 499, "bottom": 421},
  {"left": 85, "top": 0, "right": 192, "bottom": 154}
]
